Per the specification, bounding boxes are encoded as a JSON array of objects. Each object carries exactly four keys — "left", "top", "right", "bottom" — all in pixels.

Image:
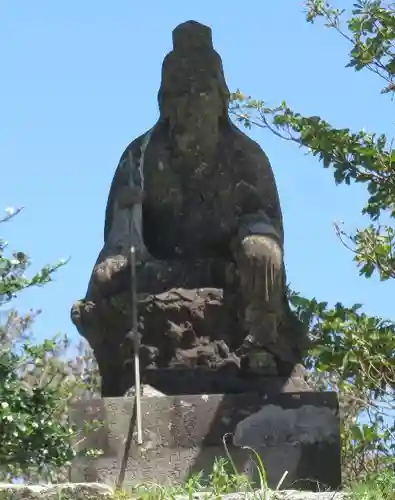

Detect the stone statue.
[{"left": 71, "top": 21, "right": 308, "bottom": 397}]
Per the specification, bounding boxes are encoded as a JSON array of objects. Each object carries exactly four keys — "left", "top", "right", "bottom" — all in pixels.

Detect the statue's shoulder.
[
  {"left": 227, "top": 122, "right": 283, "bottom": 235},
  {"left": 117, "top": 130, "right": 153, "bottom": 169},
  {"left": 112, "top": 127, "right": 156, "bottom": 185},
  {"left": 227, "top": 123, "right": 273, "bottom": 167}
]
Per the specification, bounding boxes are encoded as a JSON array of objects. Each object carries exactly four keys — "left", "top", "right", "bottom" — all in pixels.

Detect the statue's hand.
[{"left": 117, "top": 186, "right": 145, "bottom": 209}]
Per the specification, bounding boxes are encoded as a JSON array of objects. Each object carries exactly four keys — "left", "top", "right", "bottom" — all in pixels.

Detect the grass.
[
  {"left": 348, "top": 471, "right": 395, "bottom": 500},
  {"left": 0, "top": 462, "right": 393, "bottom": 499},
  {"left": 0, "top": 456, "right": 278, "bottom": 500},
  {"left": 0, "top": 447, "right": 393, "bottom": 499},
  {"left": 116, "top": 437, "right": 290, "bottom": 500},
  {"left": 116, "top": 458, "right": 255, "bottom": 500},
  {"left": 114, "top": 457, "right": 395, "bottom": 500}
]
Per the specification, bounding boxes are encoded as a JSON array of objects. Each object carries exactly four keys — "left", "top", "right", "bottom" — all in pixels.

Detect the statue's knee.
[
  {"left": 94, "top": 260, "right": 113, "bottom": 286},
  {"left": 238, "top": 235, "right": 282, "bottom": 267},
  {"left": 237, "top": 235, "right": 284, "bottom": 310},
  {"left": 89, "top": 255, "right": 129, "bottom": 299}
]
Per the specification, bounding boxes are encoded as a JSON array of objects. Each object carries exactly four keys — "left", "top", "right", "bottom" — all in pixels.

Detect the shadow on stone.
[{"left": 188, "top": 391, "right": 341, "bottom": 491}]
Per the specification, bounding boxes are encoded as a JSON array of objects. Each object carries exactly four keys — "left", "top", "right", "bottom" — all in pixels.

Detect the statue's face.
[
  {"left": 172, "top": 81, "right": 223, "bottom": 127},
  {"left": 168, "top": 80, "right": 223, "bottom": 156},
  {"left": 159, "top": 54, "right": 228, "bottom": 130}
]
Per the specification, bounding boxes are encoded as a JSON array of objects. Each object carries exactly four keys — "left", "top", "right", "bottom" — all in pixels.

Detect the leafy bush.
[
  {"left": 0, "top": 207, "right": 99, "bottom": 481},
  {"left": 0, "top": 340, "right": 75, "bottom": 476}
]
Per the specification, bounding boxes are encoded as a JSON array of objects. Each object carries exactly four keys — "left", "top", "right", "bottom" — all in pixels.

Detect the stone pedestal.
[{"left": 69, "top": 389, "right": 341, "bottom": 492}]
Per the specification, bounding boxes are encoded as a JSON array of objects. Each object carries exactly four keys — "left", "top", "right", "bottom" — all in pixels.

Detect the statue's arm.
[
  {"left": 104, "top": 150, "right": 128, "bottom": 242},
  {"left": 235, "top": 148, "right": 284, "bottom": 245},
  {"left": 103, "top": 141, "right": 145, "bottom": 243}
]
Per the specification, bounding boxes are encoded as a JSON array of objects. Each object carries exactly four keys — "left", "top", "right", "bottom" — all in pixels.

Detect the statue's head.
[{"left": 158, "top": 21, "right": 230, "bottom": 132}]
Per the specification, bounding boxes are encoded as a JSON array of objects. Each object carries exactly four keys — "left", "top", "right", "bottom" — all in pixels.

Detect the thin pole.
[{"left": 130, "top": 245, "right": 143, "bottom": 445}]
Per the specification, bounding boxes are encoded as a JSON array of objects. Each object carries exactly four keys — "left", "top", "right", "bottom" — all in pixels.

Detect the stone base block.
[{"left": 69, "top": 391, "right": 341, "bottom": 492}]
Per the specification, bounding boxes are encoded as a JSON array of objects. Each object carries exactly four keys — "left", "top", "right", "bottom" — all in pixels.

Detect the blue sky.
[{"left": 1, "top": 1, "right": 393, "bottom": 347}]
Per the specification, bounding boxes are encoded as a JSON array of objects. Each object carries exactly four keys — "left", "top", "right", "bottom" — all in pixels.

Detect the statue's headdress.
[{"left": 158, "top": 21, "right": 230, "bottom": 117}]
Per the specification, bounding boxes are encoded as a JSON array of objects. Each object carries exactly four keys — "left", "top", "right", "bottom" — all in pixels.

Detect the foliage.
[
  {"left": 230, "top": 0, "right": 395, "bottom": 486},
  {"left": 349, "top": 469, "right": 395, "bottom": 499},
  {"left": 0, "top": 339, "right": 73, "bottom": 472},
  {"left": 305, "top": 0, "right": 395, "bottom": 94},
  {"left": 0, "top": 460, "right": 391, "bottom": 499},
  {"left": 289, "top": 291, "right": 394, "bottom": 483},
  {"left": 0, "top": 207, "right": 100, "bottom": 481},
  {"left": 118, "top": 457, "right": 280, "bottom": 500},
  {"left": 116, "top": 458, "right": 392, "bottom": 500}
]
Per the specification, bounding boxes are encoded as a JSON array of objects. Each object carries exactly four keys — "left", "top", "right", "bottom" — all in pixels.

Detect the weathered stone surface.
[
  {"left": 70, "top": 392, "right": 341, "bottom": 491},
  {"left": 0, "top": 483, "right": 113, "bottom": 499},
  {"left": 70, "top": 20, "right": 309, "bottom": 397},
  {"left": 71, "top": 287, "right": 308, "bottom": 396},
  {"left": 233, "top": 405, "right": 339, "bottom": 447}
]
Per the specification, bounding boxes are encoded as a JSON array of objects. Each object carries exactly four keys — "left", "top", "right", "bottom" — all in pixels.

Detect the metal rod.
[{"left": 130, "top": 245, "right": 143, "bottom": 445}]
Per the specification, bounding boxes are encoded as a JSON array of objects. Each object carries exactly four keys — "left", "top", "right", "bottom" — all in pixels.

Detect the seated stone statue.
[{"left": 71, "top": 21, "right": 308, "bottom": 397}]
